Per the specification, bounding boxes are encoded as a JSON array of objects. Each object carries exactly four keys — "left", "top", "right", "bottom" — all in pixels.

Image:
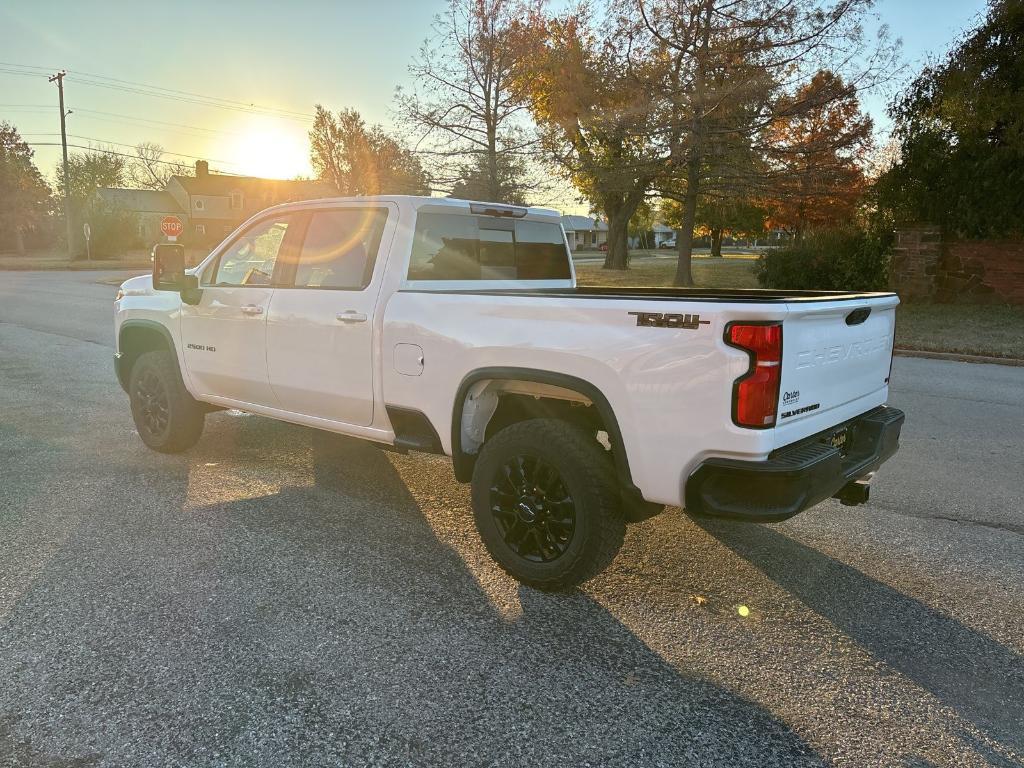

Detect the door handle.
[
  {"left": 240, "top": 304, "right": 264, "bottom": 315},
  {"left": 336, "top": 311, "right": 367, "bottom": 323}
]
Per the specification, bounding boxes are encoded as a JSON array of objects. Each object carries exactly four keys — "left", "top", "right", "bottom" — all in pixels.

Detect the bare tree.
[
  {"left": 127, "top": 142, "right": 190, "bottom": 190},
  {"left": 397, "top": 0, "right": 537, "bottom": 203}
]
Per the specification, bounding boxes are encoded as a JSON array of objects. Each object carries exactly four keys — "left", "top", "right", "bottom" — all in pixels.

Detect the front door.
[
  {"left": 266, "top": 205, "right": 393, "bottom": 426},
  {"left": 181, "top": 214, "right": 298, "bottom": 406}
]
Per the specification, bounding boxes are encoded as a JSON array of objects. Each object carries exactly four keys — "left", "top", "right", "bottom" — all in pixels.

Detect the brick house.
[
  {"left": 165, "top": 161, "right": 335, "bottom": 246},
  {"left": 96, "top": 161, "right": 337, "bottom": 250}
]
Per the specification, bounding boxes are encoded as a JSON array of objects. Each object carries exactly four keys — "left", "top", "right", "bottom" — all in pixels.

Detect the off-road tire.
[
  {"left": 471, "top": 418, "right": 626, "bottom": 591},
  {"left": 129, "top": 350, "right": 205, "bottom": 453}
]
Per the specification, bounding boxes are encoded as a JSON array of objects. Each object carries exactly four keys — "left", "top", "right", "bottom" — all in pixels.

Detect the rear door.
[
  {"left": 265, "top": 204, "right": 394, "bottom": 426},
  {"left": 181, "top": 213, "right": 298, "bottom": 405},
  {"left": 776, "top": 295, "right": 898, "bottom": 429}
]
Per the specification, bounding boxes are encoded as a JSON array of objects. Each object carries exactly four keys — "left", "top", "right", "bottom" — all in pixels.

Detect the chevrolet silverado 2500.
[{"left": 115, "top": 196, "right": 904, "bottom": 589}]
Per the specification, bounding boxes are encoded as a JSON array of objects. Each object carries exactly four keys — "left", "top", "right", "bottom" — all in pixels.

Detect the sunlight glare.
[{"left": 222, "top": 116, "right": 312, "bottom": 180}]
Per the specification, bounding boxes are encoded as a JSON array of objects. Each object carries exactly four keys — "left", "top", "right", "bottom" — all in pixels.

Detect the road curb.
[{"left": 894, "top": 348, "right": 1024, "bottom": 367}]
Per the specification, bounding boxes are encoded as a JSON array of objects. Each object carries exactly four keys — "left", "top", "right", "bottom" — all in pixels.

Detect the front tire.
[
  {"left": 129, "top": 350, "right": 205, "bottom": 453},
  {"left": 471, "top": 419, "right": 626, "bottom": 591}
]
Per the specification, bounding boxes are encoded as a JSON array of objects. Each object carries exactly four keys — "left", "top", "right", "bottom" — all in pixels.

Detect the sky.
[{"left": 0, "top": 0, "right": 990, "bottom": 212}]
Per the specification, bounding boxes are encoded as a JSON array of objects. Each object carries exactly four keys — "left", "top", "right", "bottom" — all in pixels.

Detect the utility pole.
[{"left": 49, "top": 70, "right": 75, "bottom": 259}]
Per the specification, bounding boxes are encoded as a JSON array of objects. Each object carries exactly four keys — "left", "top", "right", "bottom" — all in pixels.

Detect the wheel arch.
[
  {"left": 116, "top": 319, "right": 178, "bottom": 393},
  {"left": 450, "top": 367, "right": 637, "bottom": 494}
]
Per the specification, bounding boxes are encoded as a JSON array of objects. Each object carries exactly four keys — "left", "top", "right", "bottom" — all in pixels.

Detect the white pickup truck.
[{"left": 115, "top": 196, "right": 904, "bottom": 589}]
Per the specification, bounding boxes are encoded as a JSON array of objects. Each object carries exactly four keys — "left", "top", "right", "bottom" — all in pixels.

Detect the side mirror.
[
  {"left": 152, "top": 243, "right": 203, "bottom": 305},
  {"left": 152, "top": 244, "right": 186, "bottom": 291}
]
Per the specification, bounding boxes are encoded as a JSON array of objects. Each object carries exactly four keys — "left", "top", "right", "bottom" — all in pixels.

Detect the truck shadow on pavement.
[
  {"left": 212, "top": 426, "right": 827, "bottom": 765},
  {"left": 694, "top": 518, "right": 1024, "bottom": 760},
  {"left": 0, "top": 412, "right": 830, "bottom": 767}
]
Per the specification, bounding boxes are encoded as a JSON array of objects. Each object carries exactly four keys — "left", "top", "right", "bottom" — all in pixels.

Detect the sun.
[{"left": 223, "top": 117, "right": 312, "bottom": 180}]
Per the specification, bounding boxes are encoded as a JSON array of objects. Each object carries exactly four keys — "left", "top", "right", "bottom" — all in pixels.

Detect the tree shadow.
[
  {"left": 0, "top": 417, "right": 825, "bottom": 766},
  {"left": 693, "top": 517, "right": 1024, "bottom": 758}
]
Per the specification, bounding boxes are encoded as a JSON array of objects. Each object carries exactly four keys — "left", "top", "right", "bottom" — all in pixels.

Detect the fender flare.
[
  {"left": 450, "top": 366, "right": 637, "bottom": 493},
  {"left": 119, "top": 318, "right": 175, "bottom": 351},
  {"left": 116, "top": 319, "right": 179, "bottom": 392}
]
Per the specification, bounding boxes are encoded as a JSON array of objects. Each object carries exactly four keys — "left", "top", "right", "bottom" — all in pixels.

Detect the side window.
[
  {"left": 207, "top": 216, "right": 291, "bottom": 287},
  {"left": 409, "top": 213, "right": 479, "bottom": 280},
  {"left": 408, "top": 213, "right": 571, "bottom": 281},
  {"left": 292, "top": 208, "right": 389, "bottom": 289}
]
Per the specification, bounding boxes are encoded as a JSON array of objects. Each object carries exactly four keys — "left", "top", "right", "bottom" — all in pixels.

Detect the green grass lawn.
[
  {"left": 575, "top": 257, "right": 1024, "bottom": 359},
  {"left": 893, "top": 304, "right": 1024, "bottom": 359},
  {"left": 0, "top": 253, "right": 153, "bottom": 270},
  {"left": 575, "top": 256, "right": 760, "bottom": 290}
]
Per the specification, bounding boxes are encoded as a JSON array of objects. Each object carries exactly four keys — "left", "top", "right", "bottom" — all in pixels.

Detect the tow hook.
[{"left": 834, "top": 474, "right": 873, "bottom": 506}]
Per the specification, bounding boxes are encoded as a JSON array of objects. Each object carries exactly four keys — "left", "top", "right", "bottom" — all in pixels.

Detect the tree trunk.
[
  {"left": 602, "top": 192, "right": 642, "bottom": 270},
  {"left": 710, "top": 227, "right": 723, "bottom": 258},
  {"left": 673, "top": 156, "right": 701, "bottom": 286},
  {"left": 487, "top": 146, "right": 500, "bottom": 203},
  {"left": 14, "top": 227, "right": 25, "bottom": 255}
]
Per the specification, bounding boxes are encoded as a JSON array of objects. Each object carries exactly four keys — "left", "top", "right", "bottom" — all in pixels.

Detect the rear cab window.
[{"left": 408, "top": 211, "right": 572, "bottom": 284}]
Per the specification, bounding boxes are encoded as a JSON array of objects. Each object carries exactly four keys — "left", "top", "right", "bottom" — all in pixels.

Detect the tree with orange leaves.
[
  {"left": 510, "top": 6, "right": 666, "bottom": 270},
  {"left": 764, "top": 71, "right": 874, "bottom": 241}
]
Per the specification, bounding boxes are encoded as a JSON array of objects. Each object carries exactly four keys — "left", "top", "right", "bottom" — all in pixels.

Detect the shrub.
[{"left": 755, "top": 228, "right": 892, "bottom": 291}]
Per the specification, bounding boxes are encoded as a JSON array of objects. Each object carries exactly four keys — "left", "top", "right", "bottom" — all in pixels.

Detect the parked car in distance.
[
  {"left": 115, "top": 196, "right": 904, "bottom": 590},
  {"left": 659, "top": 237, "right": 676, "bottom": 249}
]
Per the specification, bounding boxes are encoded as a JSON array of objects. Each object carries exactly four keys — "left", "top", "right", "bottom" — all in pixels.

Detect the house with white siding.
[{"left": 560, "top": 215, "right": 608, "bottom": 251}]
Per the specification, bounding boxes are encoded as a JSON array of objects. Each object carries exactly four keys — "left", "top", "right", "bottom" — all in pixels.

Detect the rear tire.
[
  {"left": 129, "top": 350, "right": 205, "bottom": 453},
  {"left": 471, "top": 418, "right": 626, "bottom": 591}
]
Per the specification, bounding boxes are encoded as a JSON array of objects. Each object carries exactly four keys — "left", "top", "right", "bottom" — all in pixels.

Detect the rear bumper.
[{"left": 685, "top": 406, "right": 904, "bottom": 522}]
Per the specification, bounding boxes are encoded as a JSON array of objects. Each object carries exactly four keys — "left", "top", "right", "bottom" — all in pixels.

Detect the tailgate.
[{"left": 777, "top": 295, "right": 898, "bottom": 429}]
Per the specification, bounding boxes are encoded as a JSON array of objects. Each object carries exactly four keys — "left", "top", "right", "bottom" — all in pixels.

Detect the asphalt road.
[{"left": 1, "top": 270, "right": 1022, "bottom": 768}]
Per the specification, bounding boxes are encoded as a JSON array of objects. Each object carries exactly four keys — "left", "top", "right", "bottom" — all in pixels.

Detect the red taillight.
[{"left": 727, "top": 323, "right": 782, "bottom": 428}]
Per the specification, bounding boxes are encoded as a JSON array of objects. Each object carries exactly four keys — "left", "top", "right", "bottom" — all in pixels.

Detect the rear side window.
[
  {"left": 408, "top": 213, "right": 570, "bottom": 281},
  {"left": 292, "top": 208, "right": 388, "bottom": 289}
]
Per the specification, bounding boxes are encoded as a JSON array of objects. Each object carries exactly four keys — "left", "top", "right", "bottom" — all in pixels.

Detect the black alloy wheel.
[
  {"left": 128, "top": 350, "right": 205, "bottom": 453},
  {"left": 471, "top": 418, "right": 626, "bottom": 591},
  {"left": 135, "top": 367, "right": 171, "bottom": 440},
  {"left": 489, "top": 454, "right": 576, "bottom": 562}
]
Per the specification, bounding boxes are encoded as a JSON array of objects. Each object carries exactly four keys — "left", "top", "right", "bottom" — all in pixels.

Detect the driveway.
[{"left": 1, "top": 271, "right": 1021, "bottom": 767}]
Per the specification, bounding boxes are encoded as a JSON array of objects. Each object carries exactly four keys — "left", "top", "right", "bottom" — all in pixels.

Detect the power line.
[
  {"left": 20, "top": 132, "right": 240, "bottom": 166},
  {"left": 0, "top": 61, "right": 314, "bottom": 121},
  {"left": 25, "top": 141, "right": 245, "bottom": 175},
  {"left": 69, "top": 108, "right": 245, "bottom": 137},
  {"left": 2, "top": 103, "right": 251, "bottom": 139}
]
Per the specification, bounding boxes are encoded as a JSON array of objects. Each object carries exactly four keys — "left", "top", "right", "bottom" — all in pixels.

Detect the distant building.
[
  {"left": 96, "top": 160, "right": 336, "bottom": 249},
  {"left": 560, "top": 215, "right": 608, "bottom": 251},
  {"left": 166, "top": 161, "right": 335, "bottom": 246},
  {"left": 95, "top": 188, "right": 183, "bottom": 245},
  {"left": 651, "top": 222, "right": 675, "bottom": 248}
]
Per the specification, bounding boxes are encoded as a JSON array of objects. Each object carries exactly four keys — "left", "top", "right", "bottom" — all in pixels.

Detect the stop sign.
[{"left": 160, "top": 216, "right": 184, "bottom": 239}]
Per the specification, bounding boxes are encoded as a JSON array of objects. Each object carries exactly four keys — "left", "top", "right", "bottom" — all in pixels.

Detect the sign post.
[
  {"left": 82, "top": 222, "right": 91, "bottom": 262},
  {"left": 160, "top": 216, "right": 184, "bottom": 242}
]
